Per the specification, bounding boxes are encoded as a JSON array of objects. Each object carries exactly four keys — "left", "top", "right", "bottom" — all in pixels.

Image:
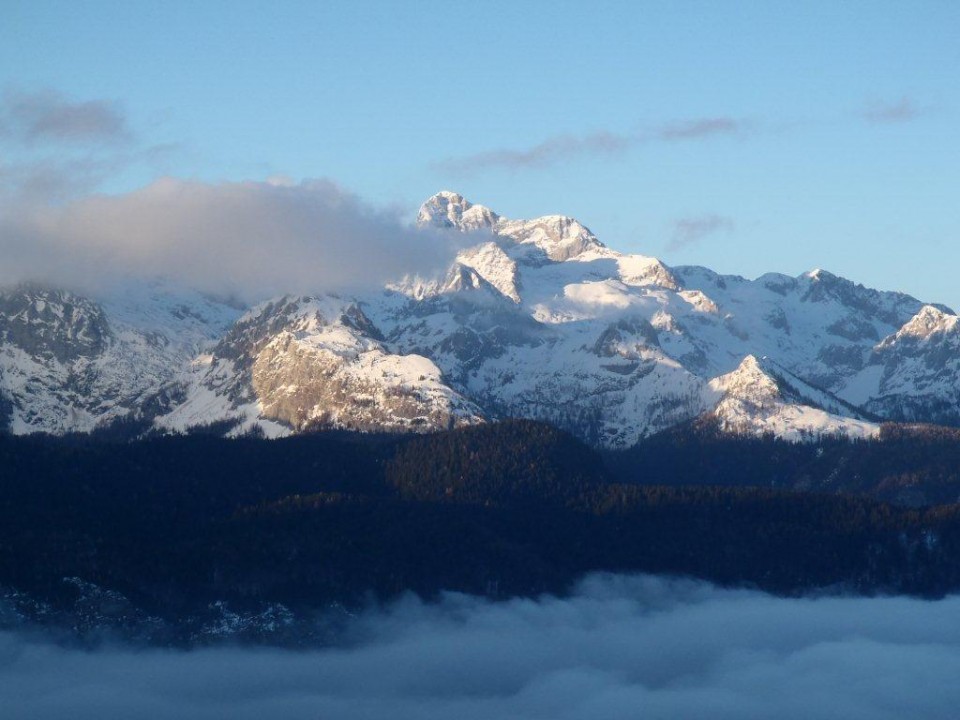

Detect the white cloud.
[{"left": 0, "top": 178, "right": 467, "bottom": 301}]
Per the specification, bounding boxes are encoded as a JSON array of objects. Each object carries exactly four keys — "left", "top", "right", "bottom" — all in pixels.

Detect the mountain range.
[{"left": 3, "top": 190, "right": 959, "bottom": 448}]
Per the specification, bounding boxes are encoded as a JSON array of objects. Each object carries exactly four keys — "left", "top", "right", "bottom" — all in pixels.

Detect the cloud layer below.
[
  {"left": 0, "top": 178, "right": 465, "bottom": 301},
  {"left": 2, "top": 574, "right": 959, "bottom": 720}
]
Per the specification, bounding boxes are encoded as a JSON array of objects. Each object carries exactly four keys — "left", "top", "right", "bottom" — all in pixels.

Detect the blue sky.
[{"left": 2, "top": 1, "right": 958, "bottom": 305}]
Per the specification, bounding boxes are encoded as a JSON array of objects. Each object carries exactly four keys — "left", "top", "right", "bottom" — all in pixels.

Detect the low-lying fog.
[{"left": 2, "top": 574, "right": 958, "bottom": 719}]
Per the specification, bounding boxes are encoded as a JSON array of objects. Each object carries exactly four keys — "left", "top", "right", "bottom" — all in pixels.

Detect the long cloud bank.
[
  {"left": 2, "top": 574, "right": 959, "bottom": 719},
  {"left": 0, "top": 178, "right": 465, "bottom": 301}
]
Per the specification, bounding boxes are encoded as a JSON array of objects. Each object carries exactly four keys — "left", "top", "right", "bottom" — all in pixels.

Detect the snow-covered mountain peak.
[
  {"left": 803, "top": 268, "right": 857, "bottom": 287},
  {"left": 801, "top": 267, "right": 849, "bottom": 295},
  {"left": 419, "top": 191, "right": 604, "bottom": 263},
  {"left": 417, "top": 191, "right": 500, "bottom": 232},
  {"left": 4, "top": 191, "right": 959, "bottom": 447},
  {"left": 833, "top": 304, "right": 960, "bottom": 425},
  {"left": 455, "top": 242, "right": 521, "bottom": 302},
  {"left": 220, "top": 295, "right": 382, "bottom": 358},
  {"left": 893, "top": 305, "right": 959, "bottom": 340},
  {"left": 709, "top": 355, "right": 780, "bottom": 400},
  {"left": 496, "top": 214, "right": 604, "bottom": 262},
  {"left": 614, "top": 254, "right": 681, "bottom": 291},
  {"left": 708, "top": 354, "right": 879, "bottom": 441}
]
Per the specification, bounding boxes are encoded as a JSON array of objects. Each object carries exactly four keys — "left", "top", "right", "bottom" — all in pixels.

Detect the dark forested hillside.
[
  {"left": 387, "top": 420, "right": 610, "bottom": 505},
  {"left": 607, "top": 421, "right": 960, "bottom": 506},
  {"left": 3, "top": 421, "right": 960, "bottom": 644}
]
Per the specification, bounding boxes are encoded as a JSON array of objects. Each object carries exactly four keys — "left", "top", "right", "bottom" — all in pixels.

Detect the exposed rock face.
[
  {"left": 854, "top": 306, "right": 960, "bottom": 425},
  {"left": 155, "top": 295, "right": 483, "bottom": 437},
  {"left": 251, "top": 334, "right": 473, "bottom": 432},
  {"left": 0, "top": 286, "right": 111, "bottom": 363},
  {"left": 4, "top": 191, "right": 960, "bottom": 447},
  {"left": 0, "top": 282, "right": 240, "bottom": 434}
]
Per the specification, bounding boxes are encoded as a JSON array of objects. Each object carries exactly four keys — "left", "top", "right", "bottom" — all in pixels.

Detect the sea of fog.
[{"left": 2, "top": 574, "right": 959, "bottom": 719}]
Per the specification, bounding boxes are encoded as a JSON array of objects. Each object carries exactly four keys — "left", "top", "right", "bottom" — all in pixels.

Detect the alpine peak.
[
  {"left": 895, "top": 305, "right": 959, "bottom": 339},
  {"left": 417, "top": 191, "right": 500, "bottom": 232},
  {"left": 710, "top": 355, "right": 780, "bottom": 400},
  {"left": 707, "top": 354, "right": 879, "bottom": 441},
  {"left": 418, "top": 191, "right": 604, "bottom": 262},
  {"left": 884, "top": 305, "right": 960, "bottom": 345}
]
